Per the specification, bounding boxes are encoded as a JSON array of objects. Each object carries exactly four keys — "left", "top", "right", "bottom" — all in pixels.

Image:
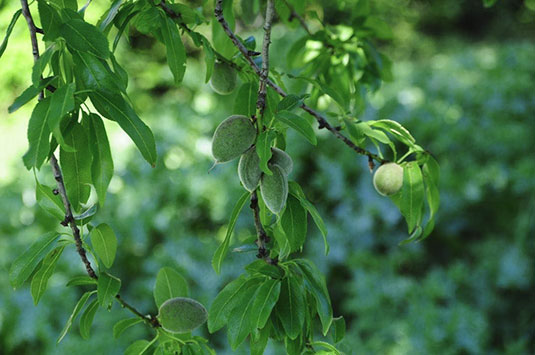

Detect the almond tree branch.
[
  {"left": 281, "top": 0, "right": 312, "bottom": 35},
  {"left": 213, "top": 0, "right": 386, "bottom": 164},
  {"left": 256, "top": 0, "right": 275, "bottom": 118},
  {"left": 250, "top": 191, "right": 276, "bottom": 265},
  {"left": 20, "top": 0, "right": 160, "bottom": 328}
]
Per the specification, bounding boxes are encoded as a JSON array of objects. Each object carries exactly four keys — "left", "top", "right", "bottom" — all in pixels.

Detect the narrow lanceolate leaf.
[
  {"left": 8, "top": 76, "right": 57, "bottom": 113},
  {"left": 234, "top": 82, "right": 258, "bottom": 117},
  {"left": 275, "top": 111, "right": 317, "bottom": 145},
  {"left": 281, "top": 194, "right": 308, "bottom": 252},
  {"left": 275, "top": 276, "right": 305, "bottom": 340},
  {"left": 113, "top": 317, "right": 143, "bottom": 338},
  {"left": 72, "top": 51, "right": 124, "bottom": 93},
  {"left": 421, "top": 156, "right": 440, "bottom": 239},
  {"left": 60, "top": 19, "right": 110, "bottom": 59},
  {"left": 200, "top": 36, "right": 215, "bottom": 83},
  {"left": 38, "top": 1, "right": 61, "bottom": 41},
  {"left": 89, "top": 90, "right": 157, "bottom": 166},
  {"left": 32, "top": 46, "right": 55, "bottom": 86},
  {"left": 66, "top": 275, "right": 97, "bottom": 287},
  {"left": 400, "top": 162, "right": 425, "bottom": 233},
  {"left": 50, "top": 0, "right": 78, "bottom": 11},
  {"left": 153, "top": 267, "right": 189, "bottom": 308},
  {"left": 97, "top": 272, "right": 121, "bottom": 308},
  {"left": 0, "top": 9, "right": 22, "bottom": 59},
  {"left": 35, "top": 178, "right": 64, "bottom": 220},
  {"left": 293, "top": 259, "right": 333, "bottom": 335},
  {"left": 9, "top": 232, "right": 60, "bottom": 289},
  {"left": 256, "top": 130, "right": 276, "bottom": 175},
  {"left": 22, "top": 97, "right": 52, "bottom": 170},
  {"left": 211, "top": 191, "right": 250, "bottom": 274},
  {"left": 87, "top": 114, "right": 113, "bottom": 206},
  {"left": 90, "top": 223, "right": 117, "bottom": 269},
  {"left": 158, "top": 13, "right": 186, "bottom": 84},
  {"left": 31, "top": 246, "right": 64, "bottom": 305},
  {"left": 58, "top": 291, "right": 96, "bottom": 343},
  {"left": 48, "top": 83, "right": 75, "bottom": 151},
  {"left": 125, "top": 340, "right": 151, "bottom": 355},
  {"left": 79, "top": 298, "right": 99, "bottom": 339},
  {"left": 277, "top": 94, "right": 301, "bottom": 112},
  {"left": 251, "top": 279, "right": 282, "bottom": 329},
  {"left": 227, "top": 281, "right": 261, "bottom": 349},
  {"left": 60, "top": 123, "right": 92, "bottom": 211}
]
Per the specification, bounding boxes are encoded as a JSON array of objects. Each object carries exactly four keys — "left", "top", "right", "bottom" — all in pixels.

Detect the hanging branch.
[{"left": 19, "top": 0, "right": 160, "bottom": 328}]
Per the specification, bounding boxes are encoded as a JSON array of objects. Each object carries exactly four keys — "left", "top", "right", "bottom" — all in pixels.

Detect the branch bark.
[
  {"left": 281, "top": 0, "right": 312, "bottom": 35},
  {"left": 19, "top": 0, "right": 159, "bottom": 328},
  {"left": 256, "top": 0, "right": 275, "bottom": 118},
  {"left": 250, "top": 191, "right": 276, "bottom": 264}
]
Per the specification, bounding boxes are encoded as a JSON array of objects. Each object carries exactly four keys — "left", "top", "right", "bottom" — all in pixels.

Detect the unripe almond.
[
  {"left": 238, "top": 147, "right": 262, "bottom": 192},
  {"left": 158, "top": 297, "right": 207, "bottom": 334},
  {"left": 211, "top": 115, "right": 256, "bottom": 163},
  {"left": 373, "top": 163, "right": 403, "bottom": 196},
  {"left": 270, "top": 148, "right": 293, "bottom": 176},
  {"left": 260, "top": 164, "right": 288, "bottom": 215},
  {"left": 209, "top": 62, "right": 237, "bottom": 95}
]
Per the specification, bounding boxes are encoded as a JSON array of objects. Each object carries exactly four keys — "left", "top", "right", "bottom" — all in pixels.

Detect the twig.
[
  {"left": 19, "top": 0, "right": 160, "bottom": 328},
  {"left": 256, "top": 0, "right": 275, "bottom": 118},
  {"left": 250, "top": 192, "right": 276, "bottom": 264},
  {"left": 281, "top": 0, "right": 311, "bottom": 35},
  {"left": 213, "top": 0, "right": 386, "bottom": 164}
]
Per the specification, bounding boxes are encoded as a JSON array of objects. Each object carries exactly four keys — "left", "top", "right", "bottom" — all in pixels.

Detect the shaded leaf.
[
  {"left": 281, "top": 194, "right": 307, "bottom": 252},
  {"left": 400, "top": 162, "right": 425, "bottom": 233},
  {"left": 30, "top": 246, "right": 64, "bottom": 305},
  {"left": 275, "top": 111, "right": 317, "bottom": 145},
  {"left": 113, "top": 317, "right": 143, "bottom": 338},
  {"left": 153, "top": 267, "right": 189, "bottom": 308},
  {"left": 91, "top": 223, "right": 117, "bottom": 269},
  {"left": 58, "top": 290, "right": 96, "bottom": 343},
  {"left": 256, "top": 130, "right": 276, "bottom": 175},
  {"left": 159, "top": 13, "right": 186, "bottom": 84},
  {"left": 79, "top": 298, "right": 99, "bottom": 339},
  {"left": 251, "top": 279, "right": 282, "bottom": 329},
  {"left": 275, "top": 275, "right": 305, "bottom": 340},
  {"left": 48, "top": 83, "right": 75, "bottom": 151},
  {"left": 234, "top": 82, "right": 258, "bottom": 117}
]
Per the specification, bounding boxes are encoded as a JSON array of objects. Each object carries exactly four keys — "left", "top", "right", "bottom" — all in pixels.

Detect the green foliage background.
[{"left": 0, "top": 0, "right": 534, "bottom": 354}]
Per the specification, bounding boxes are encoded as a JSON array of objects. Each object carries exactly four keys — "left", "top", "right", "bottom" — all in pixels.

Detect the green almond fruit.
[
  {"left": 260, "top": 164, "right": 288, "bottom": 215},
  {"left": 158, "top": 297, "right": 207, "bottom": 334},
  {"left": 212, "top": 115, "right": 257, "bottom": 163},
  {"left": 209, "top": 62, "right": 237, "bottom": 95},
  {"left": 270, "top": 148, "right": 293, "bottom": 176},
  {"left": 238, "top": 147, "right": 262, "bottom": 192},
  {"left": 373, "top": 162, "right": 404, "bottom": 196}
]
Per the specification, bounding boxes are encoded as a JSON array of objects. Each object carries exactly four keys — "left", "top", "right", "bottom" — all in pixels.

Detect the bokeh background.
[{"left": 1, "top": 0, "right": 534, "bottom": 354}]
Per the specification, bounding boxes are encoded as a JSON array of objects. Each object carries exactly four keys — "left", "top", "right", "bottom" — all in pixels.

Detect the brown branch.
[
  {"left": 281, "top": 0, "right": 312, "bottom": 35},
  {"left": 250, "top": 191, "right": 276, "bottom": 265},
  {"left": 213, "top": 0, "right": 386, "bottom": 164},
  {"left": 256, "top": 0, "right": 275, "bottom": 118},
  {"left": 19, "top": 0, "right": 160, "bottom": 329}
]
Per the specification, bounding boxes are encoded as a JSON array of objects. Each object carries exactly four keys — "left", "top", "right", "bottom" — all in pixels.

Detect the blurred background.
[{"left": 0, "top": 0, "right": 534, "bottom": 354}]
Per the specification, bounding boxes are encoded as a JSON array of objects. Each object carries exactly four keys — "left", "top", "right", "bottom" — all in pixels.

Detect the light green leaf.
[
  {"left": 200, "top": 36, "right": 215, "bottom": 83},
  {"left": 35, "top": 177, "right": 64, "bottom": 220},
  {"left": 331, "top": 316, "right": 346, "bottom": 343},
  {"left": 158, "top": 13, "right": 186, "bottom": 84},
  {"left": 256, "top": 130, "right": 276, "bottom": 175},
  {"left": 60, "top": 19, "right": 110, "bottom": 59},
  {"left": 89, "top": 90, "right": 157, "bottom": 166},
  {"left": 421, "top": 156, "right": 440, "bottom": 239},
  {"left": 369, "top": 119, "right": 416, "bottom": 146},
  {"left": 274, "top": 275, "right": 305, "bottom": 340},
  {"left": 275, "top": 111, "right": 317, "bottom": 145},
  {"left": 280, "top": 194, "right": 307, "bottom": 252},
  {"left": 97, "top": 272, "right": 121, "bottom": 308},
  {"left": 400, "top": 162, "right": 425, "bottom": 233},
  {"left": 91, "top": 223, "right": 117, "bottom": 269},
  {"left": 32, "top": 46, "right": 55, "bottom": 86},
  {"left": 153, "top": 267, "right": 189, "bottom": 308},
  {"left": 66, "top": 275, "right": 97, "bottom": 287},
  {"left": 48, "top": 83, "right": 75, "bottom": 151},
  {"left": 86, "top": 113, "right": 114, "bottom": 206},
  {"left": 113, "top": 317, "right": 143, "bottom": 338},
  {"left": 125, "top": 339, "right": 151, "bottom": 355},
  {"left": 30, "top": 246, "right": 64, "bottom": 305},
  {"left": 98, "top": 0, "right": 123, "bottom": 31},
  {"left": 234, "top": 82, "right": 258, "bottom": 117},
  {"left": 211, "top": 191, "right": 250, "bottom": 274},
  {"left": 245, "top": 259, "right": 284, "bottom": 279},
  {"left": 58, "top": 290, "right": 96, "bottom": 343},
  {"left": 227, "top": 281, "right": 261, "bottom": 349},
  {"left": 79, "top": 298, "right": 99, "bottom": 339},
  {"left": 9, "top": 232, "right": 60, "bottom": 289},
  {"left": 0, "top": 9, "right": 22, "bottom": 59},
  {"left": 22, "top": 97, "right": 52, "bottom": 170},
  {"left": 8, "top": 76, "right": 57, "bottom": 113},
  {"left": 251, "top": 279, "right": 281, "bottom": 329}
]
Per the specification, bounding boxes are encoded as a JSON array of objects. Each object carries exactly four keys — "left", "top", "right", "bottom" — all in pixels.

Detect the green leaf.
[
  {"left": 400, "top": 162, "right": 425, "bottom": 233},
  {"left": 38, "top": 1, "right": 62, "bottom": 41},
  {"left": 60, "top": 122, "right": 92, "bottom": 210},
  {"left": 293, "top": 259, "right": 333, "bottom": 335},
  {"left": 245, "top": 260, "right": 284, "bottom": 279},
  {"left": 90, "top": 223, "right": 117, "bottom": 269},
  {"left": 30, "top": 246, "right": 64, "bottom": 305},
  {"left": 0, "top": 10, "right": 22, "bottom": 59},
  {"left": 48, "top": 83, "right": 75, "bottom": 151},
  {"left": 211, "top": 191, "right": 250, "bottom": 274},
  {"left": 98, "top": 0, "right": 123, "bottom": 32},
  {"left": 97, "top": 271, "right": 121, "bottom": 308},
  {"left": 369, "top": 119, "right": 416, "bottom": 146},
  {"left": 277, "top": 94, "right": 301, "bottom": 112},
  {"left": 421, "top": 156, "right": 440, "bottom": 239},
  {"left": 288, "top": 181, "right": 329, "bottom": 255},
  {"left": 275, "top": 111, "right": 317, "bottom": 145},
  {"left": 89, "top": 90, "right": 157, "bottom": 166},
  {"left": 8, "top": 76, "right": 57, "bottom": 113},
  {"left": 110, "top": 54, "right": 128, "bottom": 91},
  {"left": 274, "top": 275, "right": 305, "bottom": 340},
  {"left": 49, "top": 0, "right": 78, "bottom": 10},
  {"left": 234, "top": 82, "right": 258, "bottom": 117},
  {"left": 60, "top": 19, "right": 110, "bottom": 59},
  {"left": 207, "top": 276, "right": 263, "bottom": 332},
  {"left": 250, "top": 324, "right": 270, "bottom": 355},
  {"left": 331, "top": 316, "right": 346, "bottom": 343},
  {"left": 22, "top": 97, "right": 52, "bottom": 170},
  {"left": 281, "top": 194, "right": 307, "bottom": 252},
  {"left": 227, "top": 281, "right": 260, "bottom": 349},
  {"left": 72, "top": 51, "right": 124, "bottom": 93},
  {"left": 66, "top": 275, "right": 97, "bottom": 287},
  {"left": 86, "top": 113, "right": 114, "bottom": 206},
  {"left": 113, "top": 317, "right": 143, "bottom": 338},
  {"left": 9, "top": 232, "right": 60, "bottom": 289},
  {"left": 58, "top": 290, "right": 96, "bottom": 343},
  {"left": 251, "top": 279, "right": 282, "bottom": 329},
  {"left": 32, "top": 46, "right": 55, "bottom": 86},
  {"left": 200, "top": 36, "right": 215, "bottom": 83},
  {"left": 35, "top": 178, "right": 64, "bottom": 220},
  {"left": 153, "top": 267, "right": 189, "bottom": 308},
  {"left": 256, "top": 130, "right": 276, "bottom": 175},
  {"left": 158, "top": 13, "right": 186, "bottom": 84},
  {"left": 125, "top": 339, "right": 151, "bottom": 355},
  {"left": 483, "top": 0, "right": 499, "bottom": 7},
  {"left": 79, "top": 298, "right": 99, "bottom": 339}
]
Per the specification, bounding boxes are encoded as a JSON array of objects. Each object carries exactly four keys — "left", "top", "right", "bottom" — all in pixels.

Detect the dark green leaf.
[
  {"left": 30, "top": 246, "right": 64, "bottom": 305},
  {"left": 48, "top": 83, "right": 75, "bottom": 151},
  {"left": 400, "top": 162, "right": 425, "bottom": 233},
  {"left": 87, "top": 113, "right": 114, "bottom": 206},
  {"left": 277, "top": 94, "right": 301, "bottom": 112},
  {"left": 22, "top": 97, "right": 52, "bottom": 170},
  {"left": 211, "top": 191, "right": 250, "bottom": 274},
  {"left": 8, "top": 76, "right": 57, "bottom": 113},
  {"left": 32, "top": 46, "right": 55, "bottom": 86},
  {"left": 331, "top": 316, "right": 346, "bottom": 343},
  {"left": 281, "top": 194, "right": 308, "bottom": 252},
  {"left": 421, "top": 156, "right": 440, "bottom": 239},
  {"left": 9, "top": 232, "right": 60, "bottom": 289},
  {"left": 79, "top": 298, "right": 99, "bottom": 339},
  {"left": 256, "top": 130, "right": 276, "bottom": 175},
  {"left": 89, "top": 90, "right": 157, "bottom": 166},
  {"left": 72, "top": 51, "right": 124, "bottom": 93},
  {"left": 113, "top": 317, "right": 143, "bottom": 338},
  {"left": 97, "top": 272, "right": 121, "bottom": 308},
  {"left": 483, "top": 0, "right": 499, "bottom": 7},
  {"left": 234, "top": 82, "right": 258, "bottom": 117},
  {"left": 245, "top": 260, "right": 284, "bottom": 279},
  {"left": 251, "top": 279, "right": 282, "bottom": 329},
  {"left": 91, "top": 223, "right": 117, "bottom": 269},
  {"left": 124, "top": 340, "right": 151, "bottom": 355},
  {"left": 250, "top": 324, "right": 270, "bottom": 355},
  {"left": 0, "top": 10, "right": 22, "bottom": 59},
  {"left": 38, "top": 1, "right": 62, "bottom": 41},
  {"left": 158, "top": 13, "right": 186, "bottom": 84},
  {"left": 227, "top": 282, "right": 259, "bottom": 349},
  {"left": 60, "top": 19, "right": 110, "bottom": 59},
  {"left": 275, "top": 275, "right": 305, "bottom": 340},
  {"left": 110, "top": 54, "right": 128, "bottom": 91},
  {"left": 58, "top": 290, "right": 96, "bottom": 343},
  {"left": 153, "top": 267, "right": 189, "bottom": 308},
  {"left": 49, "top": 0, "right": 78, "bottom": 11},
  {"left": 275, "top": 111, "right": 317, "bottom": 145},
  {"left": 35, "top": 177, "right": 64, "bottom": 220},
  {"left": 66, "top": 275, "right": 97, "bottom": 287}
]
